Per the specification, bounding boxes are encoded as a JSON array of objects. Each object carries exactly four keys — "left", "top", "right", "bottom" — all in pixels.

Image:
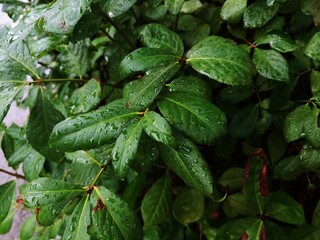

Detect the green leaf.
[
  {"left": 305, "top": 31, "right": 320, "bottom": 62},
  {"left": 229, "top": 105, "right": 259, "bottom": 138},
  {"left": 50, "top": 99, "right": 140, "bottom": 152},
  {"left": 123, "top": 174, "right": 147, "bottom": 208},
  {"left": 119, "top": 48, "right": 180, "bottom": 80},
  {"left": 20, "top": 216, "right": 36, "bottom": 240},
  {"left": 166, "top": 76, "right": 212, "bottom": 99},
  {"left": 164, "top": 0, "right": 185, "bottom": 15},
  {"left": 112, "top": 117, "right": 144, "bottom": 179},
  {"left": 243, "top": 0, "right": 279, "bottom": 28},
  {"left": 22, "top": 148, "right": 45, "bottom": 181},
  {"left": 40, "top": 0, "right": 92, "bottom": 34},
  {"left": 173, "top": 188, "right": 204, "bottom": 225},
  {"left": 159, "top": 137, "right": 213, "bottom": 196},
  {"left": 186, "top": 36, "right": 254, "bottom": 86},
  {"left": 0, "top": 81, "right": 25, "bottom": 123},
  {"left": 215, "top": 217, "right": 257, "bottom": 240},
  {"left": 37, "top": 200, "right": 70, "bottom": 226},
  {"left": 218, "top": 86, "right": 254, "bottom": 103},
  {"left": 273, "top": 156, "right": 303, "bottom": 181},
  {"left": 265, "top": 191, "right": 305, "bottom": 225},
  {"left": 227, "top": 193, "right": 257, "bottom": 215},
  {"left": 255, "top": 29, "right": 298, "bottom": 52},
  {"left": 0, "top": 30, "right": 39, "bottom": 80},
  {"left": 63, "top": 195, "right": 91, "bottom": 240},
  {"left": 299, "top": 143, "right": 320, "bottom": 171},
  {"left": 0, "top": 207, "right": 15, "bottom": 234},
  {"left": 219, "top": 168, "right": 244, "bottom": 190},
  {"left": 0, "top": 181, "right": 16, "bottom": 223},
  {"left": 144, "top": 4, "right": 168, "bottom": 21},
  {"left": 27, "top": 89, "right": 65, "bottom": 161},
  {"left": 123, "top": 63, "right": 180, "bottom": 109},
  {"left": 103, "top": 0, "right": 137, "bottom": 18},
  {"left": 69, "top": 78, "right": 102, "bottom": 115},
  {"left": 253, "top": 48, "right": 289, "bottom": 82},
  {"left": 142, "top": 111, "right": 174, "bottom": 145},
  {"left": 220, "top": 0, "right": 247, "bottom": 24},
  {"left": 246, "top": 219, "right": 264, "bottom": 239},
  {"left": 140, "top": 23, "right": 184, "bottom": 56},
  {"left": 58, "top": 41, "right": 93, "bottom": 78},
  {"left": 181, "top": 0, "right": 202, "bottom": 13},
  {"left": 157, "top": 92, "right": 226, "bottom": 145},
  {"left": 20, "top": 178, "right": 85, "bottom": 207},
  {"left": 93, "top": 186, "right": 142, "bottom": 240},
  {"left": 311, "top": 71, "right": 320, "bottom": 99},
  {"left": 141, "top": 174, "right": 172, "bottom": 226}
]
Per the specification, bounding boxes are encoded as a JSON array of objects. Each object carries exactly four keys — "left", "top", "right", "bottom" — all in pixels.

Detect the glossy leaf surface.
[
  {"left": 20, "top": 178, "right": 85, "bottom": 207},
  {"left": 187, "top": 36, "right": 254, "bottom": 86},
  {"left": 157, "top": 92, "right": 226, "bottom": 145},
  {"left": 253, "top": 48, "right": 289, "bottom": 82},
  {"left": 0, "top": 181, "right": 15, "bottom": 223},
  {"left": 93, "top": 186, "right": 142, "bottom": 240},
  {"left": 160, "top": 137, "right": 213, "bottom": 196},
  {"left": 50, "top": 99, "right": 140, "bottom": 151}
]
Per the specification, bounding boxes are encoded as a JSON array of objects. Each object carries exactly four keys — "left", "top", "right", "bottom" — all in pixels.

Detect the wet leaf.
[
  {"left": 157, "top": 92, "right": 227, "bottom": 145},
  {"left": 50, "top": 99, "right": 140, "bottom": 152},
  {"left": 123, "top": 63, "right": 180, "bottom": 110},
  {"left": 103, "top": 0, "right": 137, "bottom": 18},
  {"left": 112, "top": 117, "right": 144, "bottom": 179},
  {"left": 142, "top": 111, "right": 174, "bottom": 145},
  {"left": 40, "top": 0, "right": 93, "bottom": 34},
  {"left": 93, "top": 186, "right": 142, "bottom": 240},
  {"left": 305, "top": 31, "right": 320, "bottom": 62},
  {"left": 253, "top": 48, "right": 289, "bottom": 82},
  {"left": 119, "top": 48, "right": 180, "bottom": 80},
  {"left": 243, "top": 0, "right": 279, "bottom": 28},
  {"left": 140, "top": 23, "right": 184, "bottom": 56},
  {"left": 187, "top": 36, "right": 254, "bottom": 86},
  {"left": 159, "top": 137, "right": 213, "bottom": 196},
  {"left": 221, "top": 0, "right": 247, "bottom": 24},
  {"left": 20, "top": 178, "right": 85, "bottom": 207},
  {"left": 68, "top": 78, "right": 102, "bottom": 115},
  {"left": 141, "top": 174, "right": 172, "bottom": 226},
  {"left": 63, "top": 195, "right": 91, "bottom": 240}
]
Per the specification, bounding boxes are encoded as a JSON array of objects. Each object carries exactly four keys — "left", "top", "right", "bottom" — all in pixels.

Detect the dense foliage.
[{"left": 0, "top": 0, "right": 320, "bottom": 239}]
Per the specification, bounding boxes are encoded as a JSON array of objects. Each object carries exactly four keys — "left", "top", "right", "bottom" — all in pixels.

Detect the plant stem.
[
  {"left": 92, "top": 3, "right": 135, "bottom": 49},
  {"left": 84, "top": 151, "right": 103, "bottom": 167},
  {"left": 0, "top": 168, "right": 26, "bottom": 180},
  {"left": 89, "top": 158, "right": 112, "bottom": 187}
]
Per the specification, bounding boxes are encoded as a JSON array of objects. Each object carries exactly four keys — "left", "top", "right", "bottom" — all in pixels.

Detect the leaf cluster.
[{"left": 0, "top": 0, "right": 320, "bottom": 239}]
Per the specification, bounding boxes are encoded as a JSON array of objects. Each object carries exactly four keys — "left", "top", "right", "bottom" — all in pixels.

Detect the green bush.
[{"left": 0, "top": 0, "right": 320, "bottom": 239}]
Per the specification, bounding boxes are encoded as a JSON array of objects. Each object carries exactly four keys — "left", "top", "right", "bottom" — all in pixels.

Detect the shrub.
[{"left": 0, "top": 0, "right": 320, "bottom": 239}]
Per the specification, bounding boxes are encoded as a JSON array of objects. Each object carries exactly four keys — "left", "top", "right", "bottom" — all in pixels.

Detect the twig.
[{"left": 0, "top": 168, "right": 26, "bottom": 180}]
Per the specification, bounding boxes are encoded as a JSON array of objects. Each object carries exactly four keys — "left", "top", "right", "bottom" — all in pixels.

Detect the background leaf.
[
  {"left": 141, "top": 174, "right": 172, "bottom": 226},
  {"left": 220, "top": 0, "right": 247, "bottom": 24},
  {"left": 0, "top": 181, "right": 16, "bottom": 223},
  {"left": 187, "top": 36, "right": 254, "bottom": 86},
  {"left": 173, "top": 188, "right": 204, "bottom": 225},
  {"left": 305, "top": 31, "right": 320, "bottom": 62},
  {"left": 27, "top": 88, "right": 65, "bottom": 161},
  {"left": 103, "top": 0, "right": 137, "bottom": 18}
]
